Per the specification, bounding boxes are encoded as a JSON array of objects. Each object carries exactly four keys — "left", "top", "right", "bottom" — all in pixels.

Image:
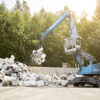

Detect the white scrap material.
[
  {"left": 36, "top": 80, "right": 44, "bottom": 87},
  {"left": 10, "top": 77, "right": 18, "bottom": 86},
  {"left": 24, "top": 80, "right": 37, "bottom": 87},
  {"left": 31, "top": 47, "right": 46, "bottom": 65},
  {"left": 44, "top": 75, "right": 52, "bottom": 81}
]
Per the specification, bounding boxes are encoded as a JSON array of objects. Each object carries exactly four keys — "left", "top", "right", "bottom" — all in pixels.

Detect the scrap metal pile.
[{"left": 0, "top": 55, "right": 75, "bottom": 87}]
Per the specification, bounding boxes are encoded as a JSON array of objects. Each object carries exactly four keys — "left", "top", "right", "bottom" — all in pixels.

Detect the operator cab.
[{"left": 64, "top": 36, "right": 81, "bottom": 54}]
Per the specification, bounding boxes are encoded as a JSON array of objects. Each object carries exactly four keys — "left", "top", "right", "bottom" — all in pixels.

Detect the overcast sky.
[{"left": 0, "top": 0, "right": 96, "bottom": 19}]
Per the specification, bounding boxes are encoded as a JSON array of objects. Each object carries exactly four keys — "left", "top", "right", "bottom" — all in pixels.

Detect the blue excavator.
[{"left": 32, "top": 11, "right": 100, "bottom": 87}]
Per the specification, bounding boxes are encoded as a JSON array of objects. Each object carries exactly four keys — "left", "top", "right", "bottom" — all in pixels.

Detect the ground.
[{"left": 0, "top": 87, "right": 100, "bottom": 100}]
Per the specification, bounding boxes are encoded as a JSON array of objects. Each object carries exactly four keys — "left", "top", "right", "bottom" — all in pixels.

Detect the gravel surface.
[{"left": 0, "top": 87, "right": 100, "bottom": 100}]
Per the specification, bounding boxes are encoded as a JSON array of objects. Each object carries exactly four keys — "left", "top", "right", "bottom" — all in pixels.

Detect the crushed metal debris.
[
  {"left": 31, "top": 47, "right": 46, "bottom": 65},
  {"left": 0, "top": 55, "right": 75, "bottom": 87}
]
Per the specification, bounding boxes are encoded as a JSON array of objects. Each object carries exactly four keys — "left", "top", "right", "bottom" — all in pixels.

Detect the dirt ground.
[{"left": 0, "top": 87, "right": 100, "bottom": 100}]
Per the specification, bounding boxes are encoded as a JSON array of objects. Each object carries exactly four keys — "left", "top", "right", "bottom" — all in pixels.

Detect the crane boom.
[{"left": 39, "top": 11, "right": 70, "bottom": 48}]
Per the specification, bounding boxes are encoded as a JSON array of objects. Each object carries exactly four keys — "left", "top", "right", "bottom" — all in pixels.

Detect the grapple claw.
[{"left": 31, "top": 47, "right": 46, "bottom": 65}]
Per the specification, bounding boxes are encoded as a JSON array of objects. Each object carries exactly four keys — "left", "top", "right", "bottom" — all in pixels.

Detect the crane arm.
[{"left": 38, "top": 11, "right": 70, "bottom": 48}]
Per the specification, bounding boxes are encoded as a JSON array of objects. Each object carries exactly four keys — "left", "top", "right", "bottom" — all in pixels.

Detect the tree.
[
  {"left": 95, "top": 0, "right": 100, "bottom": 18},
  {"left": 22, "top": 0, "right": 29, "bottom": 13},
  {"left": 15, "top": 0, "right": 22, "bottom": 11},
  {"left": 92, "top": 0, "right": 100, "bottom": 62},
  {"left": 0, "top": 1, "right": 6, "bottom": 14}
]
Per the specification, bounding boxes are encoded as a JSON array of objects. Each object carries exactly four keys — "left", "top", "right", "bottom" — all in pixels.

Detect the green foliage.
[
  {"left": 0, "top": 1, "right": 100, "bottom": 67},
  {"left": 95, "top": 0, "right": 100, "bottom": 18},
  {"left": 15, "top": 0, "right": 22, "bottom": 11}
]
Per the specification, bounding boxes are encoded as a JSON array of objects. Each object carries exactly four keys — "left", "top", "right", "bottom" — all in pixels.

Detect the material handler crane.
[{"left": 31, "top": 11, "right": 100, "bottom": 87}]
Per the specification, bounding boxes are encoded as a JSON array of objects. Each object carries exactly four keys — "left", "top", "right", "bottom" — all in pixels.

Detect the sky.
[{"left": 0, "top": 0, "right": 96, "bottom": 19}]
